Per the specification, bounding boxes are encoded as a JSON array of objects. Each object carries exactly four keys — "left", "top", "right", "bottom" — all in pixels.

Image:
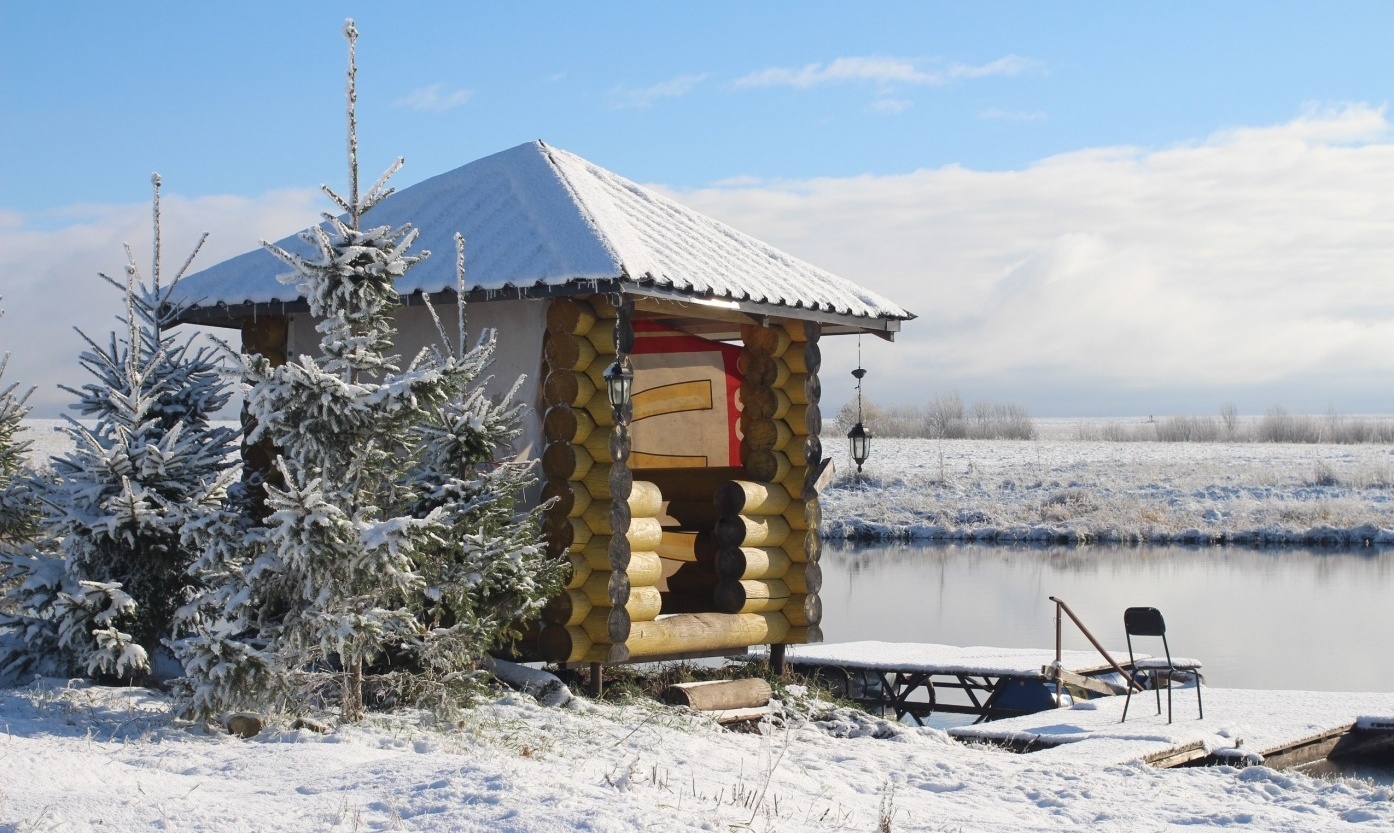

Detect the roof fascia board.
[
  {"left": 617, "top": 282, "right": 902, "bottom": 335},
  {"left": 171, "top": 278, "right": 902, "bottom": 338}
]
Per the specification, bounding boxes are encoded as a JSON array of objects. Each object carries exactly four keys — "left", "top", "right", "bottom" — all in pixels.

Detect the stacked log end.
[
  {"left": 719, "top": 320, "right": 825, "bottom": 647},
  {"left": 538, "top": 297, "right": 637, "bottom": 664}
]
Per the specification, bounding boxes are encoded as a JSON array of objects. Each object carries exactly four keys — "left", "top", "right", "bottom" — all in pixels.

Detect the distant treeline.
[
  {"left": 1076, "top": 405, "right": 1394, "bottom": 444},
  {"left": 835, "top": 398, "right": 1394, "bottom": 445},
  {"left": 836, "top": 391, "right": 1036, "bottom": 440}
]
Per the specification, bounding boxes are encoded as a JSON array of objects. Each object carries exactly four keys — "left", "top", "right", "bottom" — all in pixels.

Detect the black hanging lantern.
[
  {"left": 604, "top": 359, "right": 633, "bottom": 418},
  {"left": 848, "top": 341, "right": 872, "bottom": 474},
  {"left": 847, "top": 419, "right": 871, "bottom": 472}
]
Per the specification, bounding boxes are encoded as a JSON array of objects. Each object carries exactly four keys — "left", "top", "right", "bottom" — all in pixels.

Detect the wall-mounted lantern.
[{"left": 604, "top": 359, "right": 633, "bottom": 420}]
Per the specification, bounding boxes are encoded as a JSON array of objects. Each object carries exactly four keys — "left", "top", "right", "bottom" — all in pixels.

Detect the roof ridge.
[{"left": 538, "top": 144, "right": 633, "bottom": 282}]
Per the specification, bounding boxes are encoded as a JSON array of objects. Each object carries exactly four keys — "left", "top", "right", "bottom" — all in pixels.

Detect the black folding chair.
[{"left": 1121, "top": 607, "right": 1203, "bottom": 724}]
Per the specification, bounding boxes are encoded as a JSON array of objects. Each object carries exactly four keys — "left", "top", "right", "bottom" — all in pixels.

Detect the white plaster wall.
[{"left": 284, "top": 298, "right": 547, "bottom": 465}]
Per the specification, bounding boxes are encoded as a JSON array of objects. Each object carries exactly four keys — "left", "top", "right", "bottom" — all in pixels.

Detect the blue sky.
[
  {"left": 5, "top": 2, "right": 1394, "bottom": 417},
  {"left": 7, "top": 3, "right": 1393, "bottom": 205}
]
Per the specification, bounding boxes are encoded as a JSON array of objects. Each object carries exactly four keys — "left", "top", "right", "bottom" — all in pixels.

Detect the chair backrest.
[{"left": 1124, "top": 606, "right": 1167, "bottom": 637}]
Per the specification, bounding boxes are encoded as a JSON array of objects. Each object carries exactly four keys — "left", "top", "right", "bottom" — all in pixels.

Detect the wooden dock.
[
  {"left": 948, "top": 687, "right": 1394, "bottom": 769},
  {"left": 784, "top": 640, "right": 1134, "bottom": 723}
]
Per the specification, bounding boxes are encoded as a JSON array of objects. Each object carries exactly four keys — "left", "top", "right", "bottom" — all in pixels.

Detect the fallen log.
[{"left": 662, "top": 678, "right": 773, "bottom": 712}]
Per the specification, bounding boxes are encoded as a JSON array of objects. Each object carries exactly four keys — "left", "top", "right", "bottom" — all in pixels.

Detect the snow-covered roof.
[{"left": 172, "top": 141, "right": 912, "bottom": 326}]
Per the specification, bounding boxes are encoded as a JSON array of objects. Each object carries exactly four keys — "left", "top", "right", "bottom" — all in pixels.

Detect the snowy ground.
[
  {"left": 2, "top": 679, "right": 1392, "bottom": 832},
  {"left": 820, "top": 432, "right": 1394, "bottom": 546},
  {"left": 10, "top": 420, "right": 1394, "bottom": 829}
]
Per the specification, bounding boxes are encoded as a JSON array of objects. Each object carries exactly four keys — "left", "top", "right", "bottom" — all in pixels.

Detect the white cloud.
[
  {"left": 869, "top": 98, "right": 913, "bottom": 115},
  {"left": 393, "top": 84, "right": 473, "bottom": 113},
  {"left": 660, "top": 105, "right": 1394, "bottom": 415},
  {"left": 735, "top": 54, "right": 1037, "bottom": 89},
  {"left": 979, "top": 107, "right": 1046, "bottom": 122},
  {"left": 608, "top": 74, "right": 708, "bottom": 110},
  {"left": 0, "top": 188, "right": 324, "bottom": 416}
]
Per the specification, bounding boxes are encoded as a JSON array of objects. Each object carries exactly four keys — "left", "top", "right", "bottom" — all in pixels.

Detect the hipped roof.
[{"left": 172, "top": 141, "right": 913, "bottom": 332}]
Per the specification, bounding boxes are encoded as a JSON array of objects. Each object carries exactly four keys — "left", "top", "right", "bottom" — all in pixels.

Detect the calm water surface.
[{"left": 819, "top": 542, "right": 1394, "bottom": 693}]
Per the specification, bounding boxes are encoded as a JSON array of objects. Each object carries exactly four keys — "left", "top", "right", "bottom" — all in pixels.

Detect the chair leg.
[
  {"left": 1154, "top": 672, "right": 1162, "bottom": 716},
  {"left": 1165, "top": 672, "right": 1173, "bottom": 724},
  {"left": 1122, "top": 685, "right": 1133, "bottom": 723},
  {"left": 1195, "top": 671, "right": 1204, "bottom": 720}
]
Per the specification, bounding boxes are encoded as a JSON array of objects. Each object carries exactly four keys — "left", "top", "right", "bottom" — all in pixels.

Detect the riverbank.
[{"left": 820, "top": 436, "right": 1394, "bottom": 546}]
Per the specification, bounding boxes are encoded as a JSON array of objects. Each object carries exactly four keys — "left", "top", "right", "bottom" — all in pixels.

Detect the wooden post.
[
  {"left": 588, "top": 662, "right": 603, "bottom": 698},
  {"left": 770, "top": 643, "right": 787, "bottom": 676}
]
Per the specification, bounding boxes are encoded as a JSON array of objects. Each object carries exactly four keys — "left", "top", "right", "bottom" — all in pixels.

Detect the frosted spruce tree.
[
  {"left": 0, "top": 306, "right": 38, "bottom": 547},
  {"left": 0, "top": 176, "right": 238, "bottom": 682},
  {"left": 0, "top": 305, "right": 45, "bottom": 679},
  {"left": 173, "top": 21, "right": 558, "bottom": 722}
]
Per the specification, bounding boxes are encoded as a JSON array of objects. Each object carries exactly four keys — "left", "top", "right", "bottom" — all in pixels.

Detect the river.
[{"left": 819, "top": 542, "right": 1394, "bottom": 692}]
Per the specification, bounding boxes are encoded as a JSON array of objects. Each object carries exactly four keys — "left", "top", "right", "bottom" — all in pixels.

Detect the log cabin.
[{"left": 171, "top": 140, "right": 914, "bottom": 670}]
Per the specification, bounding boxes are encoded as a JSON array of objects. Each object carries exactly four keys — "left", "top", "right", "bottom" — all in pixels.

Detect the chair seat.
[{"left": 1132, "top": 657, "right": 1202, "bottom": 671}]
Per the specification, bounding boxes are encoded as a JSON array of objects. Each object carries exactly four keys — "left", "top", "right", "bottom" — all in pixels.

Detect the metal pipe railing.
[{"left": 1049, "top": 596, "right": 1144, "bottom": 694}]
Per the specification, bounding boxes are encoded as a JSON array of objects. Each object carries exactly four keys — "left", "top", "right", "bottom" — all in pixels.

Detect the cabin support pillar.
[
  {"left": 770, "top": 643, "right": 787, "bottom": 676},
  {"left": 539, "top": 296, "right": 641, "bottom": 664}
]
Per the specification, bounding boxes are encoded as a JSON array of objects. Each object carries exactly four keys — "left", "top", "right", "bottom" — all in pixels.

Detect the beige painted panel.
[{"left": 286, "top": 299, "right": 547, "bottom": 466}]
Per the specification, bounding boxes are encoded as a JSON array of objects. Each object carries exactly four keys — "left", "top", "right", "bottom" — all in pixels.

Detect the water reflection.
[{"left": 821, "top": 542, "right": 1394, "bottom": 693}]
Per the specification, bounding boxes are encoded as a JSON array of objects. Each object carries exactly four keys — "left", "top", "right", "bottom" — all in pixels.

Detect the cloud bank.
[
  {"left": 5, "top": 106, "right": 1394, "bottom": 419},
  {"left": 735, "top": 54, "right": 1036, "bottom": 89},
  {"left": 662, "top": 105, "right": 1394, "bottom": 415}
]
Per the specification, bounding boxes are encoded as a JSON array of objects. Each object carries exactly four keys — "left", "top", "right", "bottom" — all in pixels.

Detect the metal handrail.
[{"left": 1049, "top": 596, "right": 1144, "bottom": 699}]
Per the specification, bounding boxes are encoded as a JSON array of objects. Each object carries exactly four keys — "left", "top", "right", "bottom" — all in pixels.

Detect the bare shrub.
[
  {"left": 966, "top": 402, "right": 1035, "bottom": 440},
  {"left": 1220, "top": 402, "right": 1240, "bottom": 440},
  {"left": 1258, "top": 406, "right": 1320, "bottom": 443},
  {"left": 1084, "top": 406, "right": 1394, "bottom": 445},
  {"left": 1099, "top": 421, "right": 1148, "bottom": 442},
  {"left": 1155, "top": 415, "right": 1218, "bottom": 443},
  {"left": 834, "top": 392, "right": 1035, "bottom": 440},
  {"left": 1323, "top": 414, "right": 1394, "bottom": 444},
  {"left": 924, "top": 391, "right": 966, "bottom": 439}
]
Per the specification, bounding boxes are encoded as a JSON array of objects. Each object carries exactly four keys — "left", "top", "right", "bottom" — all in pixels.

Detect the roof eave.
[{"left": 171, "top": 278, "right": 911, "bottom": 338}]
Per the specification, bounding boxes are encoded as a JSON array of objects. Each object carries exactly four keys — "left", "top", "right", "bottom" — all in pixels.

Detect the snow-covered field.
[
  {"left": 821, "top": 432, "right": 1394, "bottom": 546},
  {"left": 3, "top": 679, "right": 1392, "bottom": 832}
]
